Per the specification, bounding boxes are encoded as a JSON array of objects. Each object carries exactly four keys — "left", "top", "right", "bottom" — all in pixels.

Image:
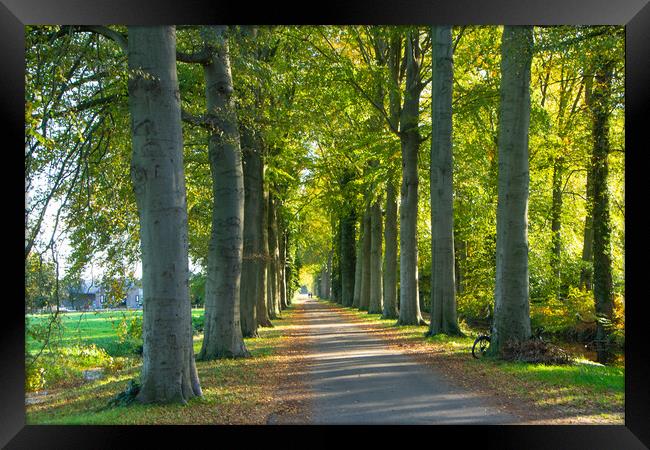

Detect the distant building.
[
  {"left": 64, "top": 280, "right": 143, "bottom": 310},
  {"left": 124, "top": 285, "right": 143, "bottom": 309}
]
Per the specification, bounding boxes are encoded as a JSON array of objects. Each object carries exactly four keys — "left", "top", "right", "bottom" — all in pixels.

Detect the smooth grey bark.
[
  {"left": 332, "top": 219, "right": 343, "bottom": 303},
  {"left": 320, "top": 265, "right": 327, "bottom": 299},
  {"left": 359, "top": 207, "right": 372, "bottom": 311},
  {"left": 397, "top": 31, "right": 426, "bottom": 326},
  {"left": 490, "top": 26, "right": 534, "bottom": 355},
  {"left": 382, "top": 34, "right": 401, "bottom": 320},
  {"left": 340, "top": 208, "right": 357, "bottom": 307},
  {"left": 279, "top": 214, "right": 288, "bottom": 310},
  {"left": 369, "top": 198, "right": 384, "bottom": 314},
  {"left": 238, "top": 26, "right": 263, "bottom": 337},
  {"left": 264, "top": 189, "right": 275, "bottom": 318},
  {"left": 324, "top": 250, "right": 332, "bottom": 299},
  {"left": 240, "top": 124, "right": 261, "bottom": 337},
  {"left": 382, "top": 180, "right": 399, "bottom": 319},
  {"left": 267, "top": 193, "right": 281, "bottom": 318},
  {"left": 128, "top": 26, "right": 201, "bottom": 404},
  {"left": 352, "top": 234, "right": 362, "bottom": 308},
  {"left": 428, "top": 26, "right": 461, "bottom": 336},
  {"left": 284, "top": 231, "right": 293, "bottom": 305},
  {"left": 257, "top": 184, "right": 273, "bottom": 327},
  {"left": 198, "top": 26, "right": 249, "bottom": 360},
  {"left": 590, "top": 59, "right": 615, "bottom": 365}
]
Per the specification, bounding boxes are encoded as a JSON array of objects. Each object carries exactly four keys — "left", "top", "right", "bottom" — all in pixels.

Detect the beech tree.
[
  {"left": 428, "top": 25, "right": 461, "bottom": 336},
  {"left": 589, "top": 56, "right": 615, "bottom": 364},
  {"left": 178, "top": 26, "right": 249, "bottom": 360},
  {"left": 489, "top": 26, "right": 534, "bottom": 355},
  {"left": 368, "top": 196, "right": 384, "bottom": 314},
  {"left": 397, "top": 29, "right": 427, "bottom": 326},
  {"left": 127, "top": 25, "right": 202, "bottom": 403},
  {"left": 238, "top": 27, "right": 265, "bottom": 337},
  {"left": 359, "top": 207, "right": 372, "bottom": 310}
]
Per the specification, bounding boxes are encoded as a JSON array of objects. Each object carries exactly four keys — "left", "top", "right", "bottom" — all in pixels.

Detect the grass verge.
[{"left": 26, "top": 305, "right": 306, "bottom": 425}]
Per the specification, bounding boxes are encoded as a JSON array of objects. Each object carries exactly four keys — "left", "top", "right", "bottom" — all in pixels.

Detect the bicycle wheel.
[{"left": 472, "top": 335, "right": 491, "bottom": 359}]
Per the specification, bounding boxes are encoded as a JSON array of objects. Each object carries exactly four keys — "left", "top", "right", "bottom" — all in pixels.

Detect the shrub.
[
  {"left": 115, "top": 314, "right": 142, "bottom": 344},
  {"left": 530, "top": 287, "right": 596, "bottom": 335},
  {"left": 457, "top": 289, "right": 493, "bottom": 323},
  {"left": 25, "top": 343, "right": 116, "bottom": 392},
  {"left": 192, "top": 315, "right": 205, "bottom": 335},
  {"left": 26, "top": 365, "right": 47, "bottom": 392}
]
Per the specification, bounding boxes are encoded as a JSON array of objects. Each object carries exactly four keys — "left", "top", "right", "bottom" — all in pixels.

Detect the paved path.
[{"left": 298, "top": 296, "right": 517, "bottom": 424}]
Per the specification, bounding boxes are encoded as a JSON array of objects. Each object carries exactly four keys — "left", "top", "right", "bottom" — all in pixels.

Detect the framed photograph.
[{"left": 6, "top": 0, "right": 649, "bottom": 447}]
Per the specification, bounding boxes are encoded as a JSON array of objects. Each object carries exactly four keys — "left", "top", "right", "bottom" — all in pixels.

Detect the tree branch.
[
  {"left": 59, "top": 25, "right": 128, "bottom": 54},
  {"left": 181, "top": 108, "right": 212, "bottom": 130},
  {"left": 176, "top": 48, "right": 212, "bottom": 64}
]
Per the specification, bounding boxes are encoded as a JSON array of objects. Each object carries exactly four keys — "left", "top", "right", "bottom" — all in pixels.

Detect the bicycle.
[
  {"left": 471, "top": 334, "right": 491, "bottom": 359},
  {"left": 471, "top": 327, "right": 545, "bottom": 359}
]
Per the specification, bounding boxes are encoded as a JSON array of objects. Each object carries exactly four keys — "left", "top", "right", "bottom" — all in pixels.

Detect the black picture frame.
[{"left": 5, "top": 0, "right": 649, "bottom": 447}]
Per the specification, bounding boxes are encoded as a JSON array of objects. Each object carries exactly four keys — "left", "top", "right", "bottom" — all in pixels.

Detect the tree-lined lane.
[{"left": 298, "top": 296, "right": 517, "bottom": 424}]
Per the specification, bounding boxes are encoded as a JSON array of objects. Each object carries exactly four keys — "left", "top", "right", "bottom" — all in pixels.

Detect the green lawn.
[
  {"left": 26, "top": 309, "right": 204, "bottom": 356},
  {"left": 25, "top": 308, "right": 205, "bottom": 392},
  {"left": 26, "top": 309, "right": 298, "bottom": 425}
]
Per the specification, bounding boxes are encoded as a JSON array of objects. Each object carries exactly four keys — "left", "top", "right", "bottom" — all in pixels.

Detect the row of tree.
[
  {"left": 26, "top": 25, "right": 306, "bottom": 404},
  {"left": 308, "top": 25, "right": 623, "bottom": 364},
  {"left": 25, "top": 24, "right": 624, "bottom": 406}
]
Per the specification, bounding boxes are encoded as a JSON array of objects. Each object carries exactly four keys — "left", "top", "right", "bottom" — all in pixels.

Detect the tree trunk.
[
  {"left": 319, "top": 267, "right": 325, "bottom": 298},
  {"left": 340, "top": 208, "right": 357, "bottom": 307},
  {"left": 359, "top": 206, "right": 372, "bottom": 311},
  {"left": 325, "top": 250, "right": 332, "bottom": 298},
  {"left": 278, "top": 214, "right": 288, "bottom": 310},
  {"left": 428, "top": 25, "right": 461, "bottom": 336},
  {"left": 128, "top": 26, "right": 201, "bottom": 404},
  {"left": 322, "top": 271, "right": 326, "bottom": 298},
  {"left": 490, "top": 26, "right": 534, "bottom": 355},
  {"left": 198, "top": 26, "right": 249, "bottom": 360},
  {"left": 284, "top": 231, "right": 292, "bottom": 305},
  {"left": 239, "top": 124, "right": 261, "bottom": 337},
  {"left": 397, "top": 31, "right": 425, "bottom": 326},
  {"left": 332, "top": 219, "right": 343, "bottom": 303},
  {"left": 590, "top": 59, "right": 615, "bottom": 365},
  {"left": 369, "top": 198, "right": 384, "bottom": 314},
  {"left": 353, "top": 233, "right": 362, "bottom": 308},
  {"left": 382, "top": 180, "right": 399, "bottom": 318},
  {"left": 383, "top": 33, "right": 401, "bottom": 320},
  {"left": 267, "top": 193, "right": 281, "bottom": 318},
  {"left": 257, "top": 183, "right": 273, "bottom": 327}
]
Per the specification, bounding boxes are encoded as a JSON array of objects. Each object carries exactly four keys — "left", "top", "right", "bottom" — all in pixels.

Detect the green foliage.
[
  {"left": 26, "top": 343, "right": 117, "bottom": 392},
  {"left": 25, "top": 25, "right": 626, "bottom": 396},
  {"left": 192, "top": 315, "right": 205, "bottom": 335},
  {"left": 530, "top": 287, "right": 596, "bottom": 335},
  {"left": 25, "top": 253, "right": 58, "bottom": 312},
  {"left": 457, "top": 289, "right": 494, "bottom": 323},
  {"left": 189, "top": 273, "right": 207, "bottom": 307},
  {"left": 114, "top": 313, "right": 143, "bottom": 344}
]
